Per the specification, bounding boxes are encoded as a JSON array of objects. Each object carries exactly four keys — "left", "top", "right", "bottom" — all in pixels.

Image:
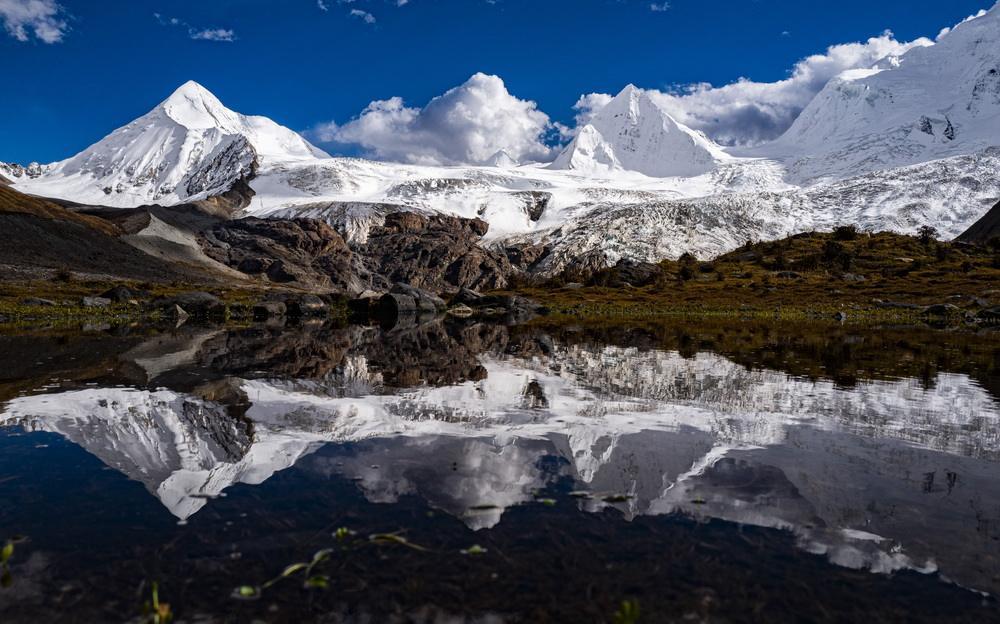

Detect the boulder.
[
  {"left": 287, "top": 294, "right": 328, "bottom": 317},
  {"left": 976, "top": 307, "right": 1000, "bottom": 323},
  {"left": 100, "top": 286, "right": 145, "bottom": 303},
  {"left": 391, "top": 283, "right": 447, "bottom": 312},
  {"left": 252, "top": 301, "right": 287, "bottom": 320},
  {"left": 452, "top": 288, "right": 485, "bottom": 307},
  {"left": 378, "top": 293, "right": 418, "bottom": 318},
  {"left": 168, "top": 304, "right": 189, "bottom": 321},
  {"left": 775, "top": 271, "right": 802, "bottom": 280},
  {"left": 447, "top": 304, "right": 475, "bottom": 318},
  {"left": 922, "top": 303, "right": 960, "bottom": 316},
  {"left": 81, "top": 296, "right": 111, "bottom": 308},
  {"left": 158, "top": 292, "right": 226, "bottom": 319},
  {"left": 347, "top": 290, "right": 383, "bottom": 319},
  {"left": 377, "top": 284, "right": 447, "bottom": 321},
  {"left": 22, "top": 297, "right": 56, "bottom": 307}
]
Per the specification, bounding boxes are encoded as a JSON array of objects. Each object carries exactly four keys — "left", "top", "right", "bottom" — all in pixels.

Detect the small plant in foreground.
[{"left": 613, "top": 599, "right": 641, "bottom": 624}]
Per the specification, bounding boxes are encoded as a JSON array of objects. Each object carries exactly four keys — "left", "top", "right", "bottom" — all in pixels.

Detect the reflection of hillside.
[{"left": 521, "top": 320, "right": 1000, "bottom": 401}]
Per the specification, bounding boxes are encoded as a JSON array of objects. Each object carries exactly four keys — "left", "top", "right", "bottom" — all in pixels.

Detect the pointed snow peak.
[
  {"left": 169, "top": 80, "right": 215, "bottom": 99},
  {"left": 602, "top": 84, "right": 643, "bottom": 121},
  {"left": 616, "top": 84, "right": 641, "bottom": 99},
  {"left": 158, "top": 80, "right": 236, "bottom": 130},
  {"left": 485, "top": 149, "right": 518, "bottom": 168},
  {"left": 551, "top": 83, "right": 724, "bottom": 178}
]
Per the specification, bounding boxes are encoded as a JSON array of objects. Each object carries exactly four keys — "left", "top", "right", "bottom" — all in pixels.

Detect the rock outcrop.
[{"left": 357, "top": 212, "right": 513, "bottom": 293}]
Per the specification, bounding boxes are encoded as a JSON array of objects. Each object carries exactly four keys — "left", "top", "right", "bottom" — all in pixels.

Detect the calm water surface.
[{"left": 0, "top": 319, "right": 998, "bottom": 623}]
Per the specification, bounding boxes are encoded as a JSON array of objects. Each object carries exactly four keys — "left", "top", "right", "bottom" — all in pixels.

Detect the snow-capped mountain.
[
  {"left": 551, "top": 85, "right": 727, "bottom": 178},
  {"left": 759, "top": 4, "right": 1000, "bottom": 182},
  {"left": 5, "top": 5, "right": 1000, "bottom": 268},
  {"left": 11, "top": 81, "right": 328, "bottom": 207}
]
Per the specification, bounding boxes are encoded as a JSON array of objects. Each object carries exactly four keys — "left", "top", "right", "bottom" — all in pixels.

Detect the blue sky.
[{"left": 0, "top": 0, "right": 994, "bottom": 164}]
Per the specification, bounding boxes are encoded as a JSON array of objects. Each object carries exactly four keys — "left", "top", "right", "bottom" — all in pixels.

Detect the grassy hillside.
[{"left": 519, "top": 227, "right": 1000, "bottom": 319}]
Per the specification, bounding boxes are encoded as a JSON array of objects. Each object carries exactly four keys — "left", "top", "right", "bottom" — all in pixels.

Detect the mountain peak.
[
  {"left": 158, "top": 80, "right": 235, "bottom": 130},
  {"left": 551, "top": 83, "right": 724, "bottom": 178},
  {"left": 485, "top": 149, "right": 518, "bottom": 168},
  {"left": 615, "top": 84, "right": 641, "bottom": 99},
  {"left": 12, "top": 80, "right": 327, "bottom": 206}
]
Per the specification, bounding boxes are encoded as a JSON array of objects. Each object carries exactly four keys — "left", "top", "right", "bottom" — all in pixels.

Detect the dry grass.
[
  {"left": 0, "top": 185, "right": 119, "bottom": 235},
  {"left": 516, "top": 230, "right": 1000, "bottom": 320}
]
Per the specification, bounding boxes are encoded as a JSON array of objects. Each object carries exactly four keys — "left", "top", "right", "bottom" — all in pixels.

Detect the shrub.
[
  {"left": 678, "top": 265, "right": 695, "bottom": 281},
  {"left": 822, "top": 241, "right": 845, "bottom": 261},
  {"left": 821, "top": 240, "right": 854, "bottom": 271},
  {"left": 917, "top": 225, "right": 938, "bottom": 245},
  {"left": 678, "top": 252, "right": 697, "bottom": 265},
  {"left": 833, "top": 225, "right": 859, "bottom": 241}
]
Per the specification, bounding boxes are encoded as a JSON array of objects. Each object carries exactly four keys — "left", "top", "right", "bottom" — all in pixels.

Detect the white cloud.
[
  {"left": 572, "top": 93, "right": 613, "bottom": 128},
  {"left": 350, "top": 9, "right": 376, "bottom": 24},
  {"left": 314, "top": 73, "right": 556, "bottom": 165},
  {"left": 155, "top": 13, "right": 236, "bottom": 42},
  {"left": 577, "top": 31, "right": 934, "bottom": 146},
  {"left": 0, "top": 0, "right": 68, "bottom": 43},
  {"left": 317, "top": 0, "right": 329, "bottom": 11},
  {"left": 649, "top": 2, "right": 670, "bottom": 11},
  {"left": 190, "top": 28, "right": 236, "bottom": 42}
]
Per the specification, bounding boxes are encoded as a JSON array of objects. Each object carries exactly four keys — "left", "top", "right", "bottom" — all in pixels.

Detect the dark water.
[{"left": 0, "top": 319, "right": 998, "bottom": 623}]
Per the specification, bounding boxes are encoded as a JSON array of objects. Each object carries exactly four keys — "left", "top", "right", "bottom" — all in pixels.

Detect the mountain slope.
[
  {"left": 10, "top": 81, "right": 328, "bottom": 207},
  {"left": 957, "top": 199, "right": 1000, "bottom": 243},
  {"left": 0, "top": 185, "right": 228, "bottom": 282},
  {"left": 551, "top": 85, "right": 727, "bottom": 178},
  {"left": 761, "top": 4, "right": 1000, "bottom": 182}
]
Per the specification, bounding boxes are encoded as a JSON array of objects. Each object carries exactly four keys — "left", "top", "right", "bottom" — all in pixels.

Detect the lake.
[{"left": 0, "top": 319, "right": 998, "bottom": 622}]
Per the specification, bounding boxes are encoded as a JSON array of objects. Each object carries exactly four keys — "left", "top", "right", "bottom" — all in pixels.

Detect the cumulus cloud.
[
  {"left": 0, "top": 0, "right": 68, "bottom": 43},
  {"left": 313, "top": 73, "right": 555, "bottom": 165},
  {"left": 578, "top": 31, "right": 934, "bottom": 146},
  {"left": 571, "top": 93, "right": 613, "bottom": 128}
]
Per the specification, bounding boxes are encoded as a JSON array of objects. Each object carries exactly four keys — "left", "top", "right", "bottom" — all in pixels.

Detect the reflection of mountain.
[{"left": 1, "top": 327, "right": 998, "bottom": 594}]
